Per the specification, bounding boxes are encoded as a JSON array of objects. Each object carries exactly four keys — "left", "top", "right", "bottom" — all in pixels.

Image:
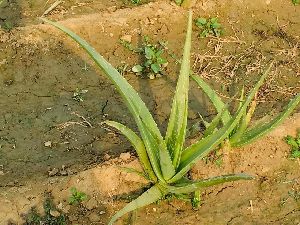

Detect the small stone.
[
  {"left": 88, "top": 212, "right": 101, "bottom": 222},
  {"left": 109, "top": 33, "right": 114, "bottom": 37},
  {"left": 44, "top": 141, "right": 52, "bottom": 147},
  {"left": 107, "top": 6, "right": 117, "bottom": 13},
  {"left": 57, "top": 203, "right": 64, "bottom": 210},
  {"left": 60, "top": 170, "right": 68, "bottom": 176},
  {"left": 63, "top": 205, "right": 71, "bottom": 213},
  {"left": 0, "top": 171, "right": 4, "bottom": 175},
  {"left": 48, "top": 168, "right": 59, "bottom": 176},
  {"left": 50, "top": 210, "right": 60, "bottom": 217},
  {"left": 119, "top": 153, "right": 131, "bottom": 161},
  {"left": 84, "top": 198, "right": 98, "bottom": 210},
  {"left": 120, "top": 35, "right": 132, "bottom": 43},
  {"left": 99, "top": 210, "right": 106, "bottom": 215},
  {"left": 69, "top": 215, "right": 77, "bottom": 221},
  {"left": 57, "top": 203, "right": 71, "bottom": 213},
  {"left": 103, "top": 154, "right": 111, "bottom": 160}
]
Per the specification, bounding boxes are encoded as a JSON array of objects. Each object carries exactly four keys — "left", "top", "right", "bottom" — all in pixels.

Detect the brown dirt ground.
[{"left": 0, "top": 0, "right": 299, "bottom": 224}]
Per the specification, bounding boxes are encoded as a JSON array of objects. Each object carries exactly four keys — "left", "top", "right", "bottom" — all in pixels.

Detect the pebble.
[
  {"left": 119, "top": 152, "right": 131, "bottom": 161},
  {"left": 48, "top": 168, "right": 59, "bottom": 176},
  {"left": 88, "top": 212, "right": 101, "bottom": 222},
  {"left": 120, "top": 35, "right": 132, "bottom": 43},
  {"left": 107, "top": 6, "right": 117, "bottom": 13},
  {"left": 44, "top": 141, "right": 52, "bottom": 147},
  {"left": 84, "top": 198, "right": 98, "bottom": 210},
  {"left": 103, "top": 154, "right": 111, "bottom": 160},
  {"left": 50, "top": 210, "right": 60, "bottom": 217},
  {"left": 99, "top": 210, "right": 106, "bottom": 215}
]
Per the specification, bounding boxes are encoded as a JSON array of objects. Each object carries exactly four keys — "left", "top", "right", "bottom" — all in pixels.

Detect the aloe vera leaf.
[
  {"left": 169, "top": 64, "right": 272, "bottom": 183},
  {"left": 139, "top": 117, "right": 175, "bottom": 181},
  {"left": 169, "top": 173, "right": 253, "bottom": 194},
  {"left": 42, "top": 18, "right": 165, "bottom": 181},
  {"left": 104, "top": 120, "right": 157, "bottom": 182},
  {"left": 202, "top": 105, "right": 228, "bottom": 138},
  {"left": 191, "top": 74, "right": 232, "bottom": 125},
  {"left": 165, "top": 11, "right": 193, "bottom": 169},
  {"left": 232, "top": 94, "right": 300, "bottom": 147},
  {"left": 237, "top": 86, "right": 245, "bottom": 111},
  {"left": 230, "top": 95, "right": 257, "bottom": 144},
  {"left": 159, "top": 141, "right": 176, "bottom": 180},
  {"left": 108, "top": 185, "right": 165, "bottom": 225}
]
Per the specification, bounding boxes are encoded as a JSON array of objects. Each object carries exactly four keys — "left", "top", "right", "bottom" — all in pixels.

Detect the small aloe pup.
[
  {"left": 42, "top": 12, "right": 256, "bottom": 224},
  {"left": 192, "top": 70, "right": 300, "bottom": 149}
]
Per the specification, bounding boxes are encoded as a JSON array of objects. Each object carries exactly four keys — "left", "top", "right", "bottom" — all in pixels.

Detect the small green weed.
[
  {"left": 68, "top": 187, "right": 88, "bottom": 205},
  {"left": 25, "top": 196, "right": 67, "bottom": 225},
  {"left": 131, "top": 0, "right": 141, "bottom": 4},
  {"left": 280, "top": 190, "right": 300, "bottom": 207},
  {"left": 191, "top": 190, "right": 202, "bottom": 209},
  {"left": 175, "top": 0, "right": 183, "bottom": 5},
  {"left": 72, "top": 88, "right": 88, "bottom": 102},
  {"left": 121, "top": 36, "right": 168, "bottom": 79},
  {"left": 195, "top": 17, "right": 223, "bottom": 38},
  {"left": 284, "top": 130, "right": 300, "bottom": 158},
  {"left": 2, "top": 21, "right": 14, "bottom": 31},
  {"left": 292, "top": 0, "right": 299, "bottom": 5},
  {"left": 123, "top": 0, "right": 145, "bottom": 5}
]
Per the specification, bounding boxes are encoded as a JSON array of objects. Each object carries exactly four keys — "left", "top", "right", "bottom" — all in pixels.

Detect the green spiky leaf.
[
  {"left": 169, "top": 173, "right": 254, "bottom": 194},
  {"left": 165, "top": 11, "right": 193, "bottom": 169},
  {"left": 233, "top": 94, "right": 300, "bottom": 146},
  {"left": 108, "top": 185, "right": 165, "bottom": 225}
]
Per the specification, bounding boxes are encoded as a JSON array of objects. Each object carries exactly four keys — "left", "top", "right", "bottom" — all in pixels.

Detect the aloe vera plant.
[
  {"left": 42, "top": 12, "right": 256, "bottom": 224},
  {"left": 192, "top": 69, "right": 300, "bottom": 149}
]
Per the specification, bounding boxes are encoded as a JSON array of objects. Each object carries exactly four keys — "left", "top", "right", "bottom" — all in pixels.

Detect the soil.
[{"left": 0, "top": 0, "right": 299, "bottom": 224}]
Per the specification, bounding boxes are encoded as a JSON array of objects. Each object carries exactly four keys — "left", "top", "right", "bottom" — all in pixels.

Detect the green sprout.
[
  {"left": 25, "top": 197, "right": 67, "bottom": 225},
  {"left": 123, "top": 0, "right": 144, "bottom": 5},
  {"left": 292, "top": 0, "right": 299, "bottom": 5},
  {"left": 68, "top": 187, "right": 88, "bottom": 205},
  {"left": 175, "top": 0, "right": 183, "bottom": 5},
  {"left": 284, "top": 130, "right": 300, "bottom": 158},
  {"left": 121, "top": 36, "right": 168, "bottom": 79},
  {"left": 131, "top": 0, "right": 141, "bottom": 4},
  {"left": 43, "top": 12, "right": 258, "bottom": 225},
  {"left": 195, "top": 17, "right": 223, "bottom": 38}
]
